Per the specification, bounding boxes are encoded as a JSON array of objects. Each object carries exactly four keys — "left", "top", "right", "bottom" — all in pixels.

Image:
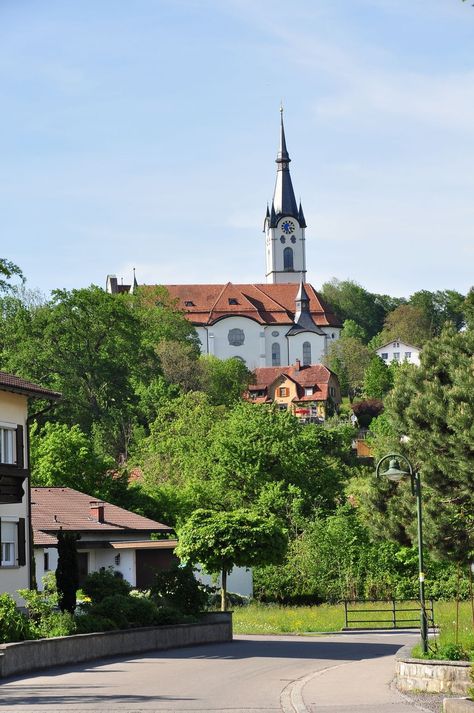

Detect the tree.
[
  {"left": 325, "top": 336, "right": 372, "bottom": 400},
  {"left": 198, "top": 355, "right": 253, "bottom": 406},
  {"left": 155, "top": 340, "right": 201, "bottom": 392},
  {"left": 363, "top": 356, "right": 394, "bottom": 399},
  {"left": 341, "top": 319, "right": 367, "bottom": 342},
  {"left": 0, "top": 258, "right": 24, "bottom": 293},
  {"left": 380, "top": 304, "right": 431, "bottom": 346},
  {"left": 30, "top": 422, "right": 114, "bottom": 498},
  {"left": 409, "top": 289, "right": 465, "bottom": 335},
  {"left": 56, "top": 530, "right": 79, "bottom": 613},
  {"left": 365, "top": 326, "right": 474, "bottom": 563},
  {"left": 177, "top": 509, "right": 287, "bottom": 610}
]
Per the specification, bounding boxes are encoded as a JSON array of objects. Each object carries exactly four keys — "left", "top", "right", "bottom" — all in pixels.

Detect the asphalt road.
[{"left": 0, "top": 631, "right": 432, "bottom": 713}]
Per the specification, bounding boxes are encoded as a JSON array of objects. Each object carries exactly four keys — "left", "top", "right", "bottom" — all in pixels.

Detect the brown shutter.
[
  {"left": 0, "top": 518, "right": 2, "bottom": 565},
  {"left": 18, "top": 518, "right": 26, "bottom": 567},
  {"left": 16, "top": 425, "right": 24, "bottom": 469}
]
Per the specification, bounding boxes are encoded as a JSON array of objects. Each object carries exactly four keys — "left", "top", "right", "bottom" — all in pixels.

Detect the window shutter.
[
  {"left": 16, "top": 425, "right": 24, "bottom": 469},
  {"left": 0, "top": 518, "right": 2, "bottom": 565},
  {"left": 18, "top": 518, "right": 26, "bottom": 566}
]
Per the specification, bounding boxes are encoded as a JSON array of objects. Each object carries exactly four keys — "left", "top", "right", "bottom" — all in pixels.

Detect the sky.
[{"left": 1, "top": 0, "right": 473, "bottom": 298}]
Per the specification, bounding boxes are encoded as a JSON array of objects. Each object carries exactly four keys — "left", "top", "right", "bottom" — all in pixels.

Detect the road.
[{"left": 0, "top": 631, "right": 430, "bottom": 713}]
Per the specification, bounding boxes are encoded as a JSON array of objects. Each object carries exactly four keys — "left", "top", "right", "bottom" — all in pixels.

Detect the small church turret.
[{"left": 265, "top": 107, "right": 307, "bottom": 284}]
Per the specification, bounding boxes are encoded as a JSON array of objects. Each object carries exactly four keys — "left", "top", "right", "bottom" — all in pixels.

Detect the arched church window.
[
  {"left": 272, "top": 342, "right": 281, "bottom": 366},
  {"left": 303, "top": 341, "right": 311, "bottom": 365},
  {"left": 283, "top": 247, "right": 294, "bottom": 271},
  {"left": 228, "top": 328, "right": 245, "bottom": 346}
]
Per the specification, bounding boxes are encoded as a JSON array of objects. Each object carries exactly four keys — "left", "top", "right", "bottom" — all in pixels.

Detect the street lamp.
[{"left": 375, "top": 453, "right": 428, "bottom": 654}]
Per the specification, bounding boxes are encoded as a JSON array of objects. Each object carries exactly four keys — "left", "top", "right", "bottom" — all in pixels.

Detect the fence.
[{"left": 343, "top": 599, "right": 435, "bottom": 630}]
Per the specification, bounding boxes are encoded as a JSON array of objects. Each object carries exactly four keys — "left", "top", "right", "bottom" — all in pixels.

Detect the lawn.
[{"left": 233, "top": 600, "right": 474, "bottom": 657}]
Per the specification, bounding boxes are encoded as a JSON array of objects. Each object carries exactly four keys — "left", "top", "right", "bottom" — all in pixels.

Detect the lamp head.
[{"left": 382, "top": 458, "right": 409, "bottom": 483}]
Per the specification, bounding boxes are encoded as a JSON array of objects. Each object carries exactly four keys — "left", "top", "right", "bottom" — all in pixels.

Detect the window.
[
  {"left": 272, "top": 342, "right": 281, "bottom": 366},
  {"left": 302, "top": 341, "right": 311, "bottom": 365},
  {"left": 381, "top": 353, "right": 388, "bottom": 360},
  {"left": 228, "top": 298, "right": 238, "bottom": 305},
  {"left": 0, "top": 521, "right": 16, "bottom": 567},
  {"left": 278, "top": 387, "right": 289, "bottom": 397},
  {"left": 280, "top": 236, "right": 286, "bottom": 244},
  {"left": 228, "top": 328, "right": 244, "bottom": 346},
  {"left": 44, "top": 552, "right": 50, "bottom": 571},
  {"left": 329, "top": 386, "right": 336, "bottom": 397},
  {"left": 0, "top": 427, "right": 15, "bottom": 464},
  {"left": 184, "top": 300, "right": 195, "bottom": 307},
  {"left": 304, "top": 387, "right": 313, "bottom": 396},
  {"left": 394, "top": 342, "right": 400, "bottom": 348},
  {"left": 283, "top": 247, "right": 294, "bottom": 271},
  {"left": 404, "top": 352, "right": 411, "bottom": 360},
  {"left": 278, "top": 404, "right": 287, "bottom": 411},
  {"left": 393, "top": 352, "right": 400, "bottom": 361}
]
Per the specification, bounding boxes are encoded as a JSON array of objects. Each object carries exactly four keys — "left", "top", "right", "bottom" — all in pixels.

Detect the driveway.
[{"left": 0, "top": 630, "right": 430, "bottom": 713}]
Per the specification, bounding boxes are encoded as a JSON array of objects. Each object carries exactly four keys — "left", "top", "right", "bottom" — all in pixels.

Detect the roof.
[
  {"left": 31, "top": 487, "right": 172, "bottom": 546},
  {"left": 0, "top": 372, "right": 61, "bottom": 401},
  {"left": 152, "top": 282, "right": 341, "bottom": 328},
  {"left": 249, "top": 363, "right": 337, "bottom": 402},
  {"left": 376, "top": 339, "right": 421, "bottom": 352}
]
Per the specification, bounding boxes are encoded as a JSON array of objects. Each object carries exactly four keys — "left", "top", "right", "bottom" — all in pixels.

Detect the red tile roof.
[
  {"left": 31, "top": 487, "right": 171, "bottom": 546},
  {"left": 145, "top": 283, "right": 341, "bottom": 328},
  {"left": 249, "top": 364, "right": 336, "bottom": 402},
  {"left": 0, "top": 372, "right": 61, "bottom": 401}
]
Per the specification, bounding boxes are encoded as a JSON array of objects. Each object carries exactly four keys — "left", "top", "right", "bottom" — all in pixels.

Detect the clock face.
[{"left": 281, "top": 220, "right": 295, "bottom": 234}]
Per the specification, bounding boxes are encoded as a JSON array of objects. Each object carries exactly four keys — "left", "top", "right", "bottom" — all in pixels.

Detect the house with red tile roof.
[
  {"left": 106, "top": 111, "right": 341, "bottom": 370},
  {"left": 246, "top": 361, "right": 341, "bottom": 422},
  {"left": 0, "top": 372, "right": 61, "bottom": 600},
  {"left": 31, "top": 487, "right": 178, "bottom": 590}
]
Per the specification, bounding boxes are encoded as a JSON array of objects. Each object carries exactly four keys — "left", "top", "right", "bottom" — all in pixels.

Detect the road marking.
[{"left": 280, "top": 662, "right": 351, "bottom": 713}]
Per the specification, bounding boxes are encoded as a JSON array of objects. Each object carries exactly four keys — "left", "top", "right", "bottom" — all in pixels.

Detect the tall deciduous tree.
[
  {"left": 325, "top": 336, "right": 372, "bottom": 400},
  {"left": 380, "top": 304, "right": 431, "bottom": 346},
  {"left": 177, "top": 509, "right": 287, "bottom": 610},
  {"left": 0, "top": 258, "right": 24, "bottom": 293}
]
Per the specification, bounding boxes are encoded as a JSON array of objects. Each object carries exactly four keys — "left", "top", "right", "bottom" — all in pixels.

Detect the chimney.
[
  {"left": 90, "top": 500, "right": 105, "bottom": 523},
  {"left": 294, "top": 359, "right": 301, "bottom": 371}
]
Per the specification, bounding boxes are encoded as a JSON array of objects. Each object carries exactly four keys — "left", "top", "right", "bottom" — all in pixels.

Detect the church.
[{"left": 107, "top": 111, "right": 341, "bottom": 370}]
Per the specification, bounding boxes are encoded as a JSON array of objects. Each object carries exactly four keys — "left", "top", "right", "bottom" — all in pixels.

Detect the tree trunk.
[{"left": 221, "top": 568, "right": 227, "bottom": 612}]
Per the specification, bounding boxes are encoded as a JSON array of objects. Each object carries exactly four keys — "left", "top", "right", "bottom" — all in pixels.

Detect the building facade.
[
  {"left": 376, "top": 339, "right": 421, "bottom": 366},
  {"left": 107, "top": 111, "right": 341, "bottom": 369}
]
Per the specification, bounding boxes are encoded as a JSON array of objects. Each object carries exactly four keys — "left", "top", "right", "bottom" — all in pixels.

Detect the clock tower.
[{"left": 264, "top": 108, "right": 307, "bottom": 284}]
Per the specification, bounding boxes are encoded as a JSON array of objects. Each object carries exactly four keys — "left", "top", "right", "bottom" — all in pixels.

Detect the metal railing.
[{"left": 343, "top": 598, "right": 435, "bottom": 630}]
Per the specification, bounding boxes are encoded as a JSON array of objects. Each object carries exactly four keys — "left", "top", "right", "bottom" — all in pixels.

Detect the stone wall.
[
  {"left": 0, "top": 612, "right": 232, "bottom": 679},
  {"left": 396, "top": 646, "right": 472, "bottom": 695}
]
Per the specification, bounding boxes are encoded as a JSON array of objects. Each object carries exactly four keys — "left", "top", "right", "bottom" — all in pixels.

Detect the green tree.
[
  {"left": 363, "top": 356, "right": 394, "bottom": 399},
  {"left": 198, "top": 355, "right": 253, "bottom": 406},
  {"left": 409, "top": 289, "right": 465, "bottom": 335},
  {"left": 341, "top": 319, "right": 367, "bottom": 342},
  {"left": 177, "top": 508, "right": 287, "bottom": 610},
  {"left": 0, "top": 258, "right": 24, "bottom": 293},
  {"left": 30, "top": 422, "right": 115, "bottom": 497},
  {"left": 380, "top": 304, "right": 431, "bottom": 346},
  {"left": 56, "top": 530, "right": 79, "bottom": 613},
  {"left": 325, "top": 336, "right": 372, "bottom": 400}
]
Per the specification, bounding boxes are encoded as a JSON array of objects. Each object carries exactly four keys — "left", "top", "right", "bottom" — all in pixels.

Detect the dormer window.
[
  {"left": 304, "top": 387, "right": 313, "bottom": 396},
  {"left": 228, "top": 298, "right": 238, "bottom": 305},
  {"left": 184, "top": 300, "right": 195, "bottom": 307}
]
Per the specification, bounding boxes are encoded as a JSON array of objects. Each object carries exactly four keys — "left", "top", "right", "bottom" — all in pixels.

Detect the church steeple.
[
  {"left": 264, "top": 108, "right": 307, "bottom": 285},
  {"left": 272, "top": 107, "right": 299, "bottom": 220}
]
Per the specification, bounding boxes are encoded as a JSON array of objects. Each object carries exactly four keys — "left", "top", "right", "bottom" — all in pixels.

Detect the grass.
[{"left": 233, "top": 600, "right": 474, "bottom": 656}]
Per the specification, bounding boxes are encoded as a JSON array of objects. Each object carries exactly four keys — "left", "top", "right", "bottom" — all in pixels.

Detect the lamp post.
[{"left": 375, "top": 453, "right": 428, "bottom": 654}]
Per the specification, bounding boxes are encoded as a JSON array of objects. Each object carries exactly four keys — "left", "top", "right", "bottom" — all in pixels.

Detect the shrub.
[
  {"left": 0, "top": 593, "right": 32, "bottom": 643},
  {"left": 82, "top": 568, "right": 131, "bottom": 602},
  {"left": 75, "top": 614, "right": 118, "bottom": 633},
  {"left": 150, "top": 564, "right": 212, "bottom": 616},
  {"left": 352, "top": 399, "right": 384, "bottom": 427},
  {"left": 90, "top": 594, "right": 158, "bottom": 629}
]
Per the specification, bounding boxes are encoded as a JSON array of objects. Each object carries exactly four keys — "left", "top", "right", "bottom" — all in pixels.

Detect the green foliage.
[
  {"left": 89, "top": 594, "right": 158, "bottom": 629},
  {"left": 341, "top": 319, "right": 367, "bottom": 341},
  {"left": 150, "top": 563, "right": 212, "bottom": 616},
  {"left": 380, "top": 304, "right": 432, "bottom": 346},
  {"left": 74, "top": 613, "right": 118, "bottom": 633},
  {"left": 325, "top": 336, "right": 372, "bottom": 399},
  {"left": 198, "top": 354, "right": 253, "bottom": 406},
  {"left": 56, "top": 530, "right": 79, "bottom": 613},
  {"left": 0, "top": 258, "right": 24, "bottom": 293},
  {"left": 363, "top": 356, "right": 394, "bottom": 399},
  {"left": 82, "top": 568, "right": 131, "bottom": 603},
  {"left": 352, "top": 399, "right": 384, "bottom": 427},
  {"left": 0, "top": 593, "right": 31, "bottom": 643}
]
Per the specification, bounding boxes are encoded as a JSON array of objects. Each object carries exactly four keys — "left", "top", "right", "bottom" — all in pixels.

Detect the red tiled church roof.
[{"left": 146, "top": 283, "right": 341, "bottom": 328}]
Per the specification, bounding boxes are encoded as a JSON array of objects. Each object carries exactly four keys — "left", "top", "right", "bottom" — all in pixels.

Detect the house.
[
  {"left": 246, "top": 361, "right": 341, "bottom": 422},
  {"left": 106, "top": 110, "right": 341, "bottom": 370},
  {"left": 0, "top": 372, "right": 61, "bottom": 599},
  {"left": 31, "top": 487, "right": 178, "bottom": 590},
  {"left": 376, "top": 339, "right": 421, "bottom": 366}
]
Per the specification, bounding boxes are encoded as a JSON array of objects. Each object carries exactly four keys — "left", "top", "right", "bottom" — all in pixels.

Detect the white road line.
[{"left": 280, "top": 662, "right": 352, "bottom": 713}]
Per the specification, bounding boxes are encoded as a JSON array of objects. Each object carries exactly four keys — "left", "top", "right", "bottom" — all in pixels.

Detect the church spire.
[{"left": 272, "top": 106, "right": 299, "bottom": 220}]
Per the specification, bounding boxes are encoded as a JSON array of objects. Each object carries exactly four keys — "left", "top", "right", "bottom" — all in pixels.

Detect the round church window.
[
  {"left": 271, "top": 331, "right": 279, "bottom": 337},
  {"left": 228, "top": 328, "right": 245, "bottom": 346}
]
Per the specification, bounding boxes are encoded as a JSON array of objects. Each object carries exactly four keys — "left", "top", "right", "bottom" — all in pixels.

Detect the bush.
[
  {"left": 89, "top": 594, "right": 159, "bottom": 629},
  {"left": 0, "top": 593, "right": 32, "bottom": 643},
  {"left": 352, "top": 399, "right": 384, "bottom": 427},
  {"left": 75, "top": 614, "right": 118, "bottom": 633},
  {"left": 150, "top": 564, "right": 212, "bottom": 616},
  {"left": 82, "top": 568, "right": 131, "bottom": 603}
]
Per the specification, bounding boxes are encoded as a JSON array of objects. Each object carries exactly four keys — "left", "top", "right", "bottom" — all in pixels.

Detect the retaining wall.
[
  {"left": 0, "top": 612, "right": 232, "bottom": 679},
  {"left": 396, "top": 645, "right": 472, "bottom": 695}
]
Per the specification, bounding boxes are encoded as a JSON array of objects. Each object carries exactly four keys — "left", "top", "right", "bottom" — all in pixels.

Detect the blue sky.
[{"left": 1, "top": 0, "right": 473, "bottom": 297}]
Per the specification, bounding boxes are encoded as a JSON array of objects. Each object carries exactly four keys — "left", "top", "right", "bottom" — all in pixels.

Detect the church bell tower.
[{"left": 264, "top": 108, "right": 307, "bottom": 284}]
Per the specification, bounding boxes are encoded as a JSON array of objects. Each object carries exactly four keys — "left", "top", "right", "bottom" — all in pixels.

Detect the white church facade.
[{"left": 107, "top": 110, "right": 341, "bottom": 370}]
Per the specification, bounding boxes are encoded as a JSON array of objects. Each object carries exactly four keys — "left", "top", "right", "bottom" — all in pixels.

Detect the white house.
[
  {"left": 106, "top": 110, "right": 342, "bottom": 369},
  {"left": 31, "top": 487, "right": 178, "bottom": 590},
  {"left": 376, "top": 339, "right": 421, "bottom": 366},
  {"left": 0, "top": 372, "right": 61, "bottom": 601}
]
